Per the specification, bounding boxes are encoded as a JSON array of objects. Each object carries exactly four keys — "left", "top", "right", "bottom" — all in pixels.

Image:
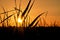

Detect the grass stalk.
[
  {"left": 0, "top": 13, "right": 14, "bottom": 24},
  {"left": 33, "top": 20, "right": 39, "bottom": 27},
  {"left": 28, "top": 12, "right": 46, "bottom": 27},
  {"left": 21, "top": 0, "right": 31, "bottom": 18}
]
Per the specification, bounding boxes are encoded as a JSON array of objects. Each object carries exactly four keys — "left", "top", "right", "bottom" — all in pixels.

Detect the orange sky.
[{"left": 0, "top": 0, "right": 60, "bottom": 26}]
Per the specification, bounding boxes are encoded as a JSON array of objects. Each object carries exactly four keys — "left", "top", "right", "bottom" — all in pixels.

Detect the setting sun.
[{"left": 18, "top": 18, "right": 23, "bottom": 23}]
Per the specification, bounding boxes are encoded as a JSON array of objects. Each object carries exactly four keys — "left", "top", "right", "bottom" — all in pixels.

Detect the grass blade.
[
  {"left": 17, "top": 0, "right": 21, "bottom": 18},
  {"left": 14, "top": 14, "right": 18, "bottom": 27},
  {"left": 24, "top": 0, "right": 35, "bottom": 20},
  {"left": 1, "top": 6, "right": 9, "bottom": 26},
  {"left": 42, "top": 17, "right": 46, "bottom": 26},
  {"left": 14, "top": 0, "right": 17, "bottom": 10},
  {"left": 1, "top": 6, "right": 6, "bottom": 26},
  {"left": 14, "top": 0, "right": 22, "bottom": 18},
  {"left": 39, "top": 18, "right": 42, "bottom": 26},
  {"left": 28, "top": 12, "right": 45, "bottom": 27},
  {"left": 33, "top": 20, "right": 39, "bottom": 27},
  {"left": 0, "top": 14, "right": 14, "bottom": 24},
  {"left": 21, "top": 0, "right": 31, "bottom": 18},
  {"left": 23, "top": 0, "right": 35, "bottom": 26},
  {"left": 0, "top": 10, "right": 16, "bottom": 14}
]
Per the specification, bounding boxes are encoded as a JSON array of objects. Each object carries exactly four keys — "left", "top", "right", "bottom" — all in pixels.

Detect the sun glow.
[{"left": 18, "top": 18, "right": 23, "bottom": 23}]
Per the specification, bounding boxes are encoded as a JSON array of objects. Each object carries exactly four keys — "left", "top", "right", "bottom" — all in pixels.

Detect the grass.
[
  {"left": 14, "top": 13, "right": 18, "bottom": 27},
  {"left": 21, "top": 0, "right": 31, "bottom": 18},
  {"left": 0, "top": 13, "right": 14, "bottom": 24},
  {"left": 33, "top": 20, "right": 39, "bottom": 27},
  {"left": 0, "top": 0, "right": 60, "bottom": 40},
  {"left": 2, "top": 6, "right": 9, "bottom": 26},
  {"left": 0, "top": 0, "right": 35, "bottom": 27},
  {"left": 28, "top": 12, "right": 46, "bottom": 27},
  {"left": 0, "top": 0, "right": 59, "bottom": 27},
  {"left": 24, "top": 0, "right": 35, "bottom": 19}
]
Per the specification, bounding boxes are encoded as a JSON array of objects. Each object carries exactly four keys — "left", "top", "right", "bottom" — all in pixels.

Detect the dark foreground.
[{"left": 0, "top": 26, "right": 60, "bottom": 40}]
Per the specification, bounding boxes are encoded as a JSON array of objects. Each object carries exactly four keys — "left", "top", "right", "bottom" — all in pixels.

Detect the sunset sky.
[{"left": 0, "top": 0, "right": 60, "bottom": 26}]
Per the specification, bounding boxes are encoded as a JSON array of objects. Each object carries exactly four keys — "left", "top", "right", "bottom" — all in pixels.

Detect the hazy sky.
[{"left": 0, "top": 0, "right": 60, "bottom": 26}]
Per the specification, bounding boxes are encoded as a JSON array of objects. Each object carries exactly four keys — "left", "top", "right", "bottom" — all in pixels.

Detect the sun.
[{"left": 18, "top": 18, "right": 23, "bottom": 23}]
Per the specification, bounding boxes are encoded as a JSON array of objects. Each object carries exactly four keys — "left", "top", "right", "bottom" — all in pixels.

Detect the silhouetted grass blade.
[
  {"left": 0, "top": 10, "right": 16, "bottom": 14},
  {"left": 24, "top": 0, "right": 35, "bottom": 20},
  {"left": 17, "top": 0, "right": 21, "bottom": 18},
  {"left": 14, "top": 0, "right": 22, "bottom": 16},
  {"left": 1, "top": 6, "right": 6, "bottom": 26},
  {"left": 21, "top": 0, "right": 31, "bottom": 18},
  {"left": 14, "top": 0, "right": 17, "bottom": 10},
  {"left": 39, "top": 18, "right": 42, "bottom": 26},
  {"left": 42, "top": 17, "right": 46, "bottom": 26},
  {"left": 33, "top": 20, "right": 39, "bottom": 27},
  {"left": 14, "top": 13, "right": 18, "bottom": 27},
  {"left": 1, "top": 6, "right": 9, "bottom": 26},
  {"left": 0, "top": 14, "right": 14, "bottom": 24},
  {"left": 28, "top": 12, "right": 45, "bottom": 27},
  {"left": 22, "top": 0, "right": 35, "bottom": 27},
  {"left": 23, "top": 0, "right": 35, "bottom": 26}
]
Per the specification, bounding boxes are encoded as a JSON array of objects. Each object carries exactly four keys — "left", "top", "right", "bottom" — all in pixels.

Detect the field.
[{"left": 0, "top": 26, "right": 60, "bottom": 40}]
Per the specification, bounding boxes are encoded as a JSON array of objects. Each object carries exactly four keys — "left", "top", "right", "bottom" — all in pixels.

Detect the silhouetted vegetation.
[
  {"left": 0, "top": 0, "right": 60, "bottom": 39},
  {"left": 0, "top": 26, "right": 60, "bottom": 40}
]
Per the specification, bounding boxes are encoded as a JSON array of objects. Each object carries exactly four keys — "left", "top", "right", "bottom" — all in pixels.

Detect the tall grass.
[
  {"left": 22, "top": 0, "right": 35, "bottom": 27},
  {"left": 14, "top": 0, "right": 22, "bottom": 16},
  {"left": 28, "top": 12, "right": 46, "bottom": 27},
  {"left": 0, "top": 13, "right": 14, "bottom": 24},
  {"left": 42, "top": 17, "right": 45, "bottom": 26},
  {"left": 14, "top": 13, "right": 18, "bottom": 27},
  {"left": 21, "top": 0, "right": 31, "bottom": 18},
  {"left": 24, "top": 0, "right": 35, "bottom": 21},
  {"left": 38, "top": 18, "right": 42, "bottom": 27},
  {"left": 1, "top": 6, "right": 10, "bottom": 27},
  {"left": 0, "top": 10, "right": 15, "bottom": 14},
  {"left": 0, "top": 0, "right": 42, "bottom": 27},
  {"left": 0, "top": 0, "right": 33, "bottom": 27},
  {"left": 6, "top": 11, "right": 8, "bottom": 27},
  {"left": 17, "top": 0, "right": 21, "bottom": 18},
  {"left": 1, "top": 0, "right": 58, "bottom": 27},
  {"left": 1, "top": 6, "right": 6, "bottom": 27},
  {"left": 41, "top": 11, "right": 48, "bottom": 27},
  {"left": 33, "top": 20, "right": 39, "bottom": 27}
]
